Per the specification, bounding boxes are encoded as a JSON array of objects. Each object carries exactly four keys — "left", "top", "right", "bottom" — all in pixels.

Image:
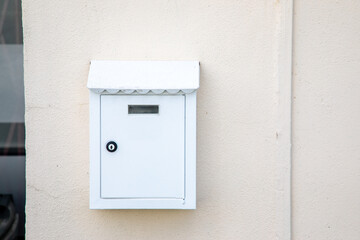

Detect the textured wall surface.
[
  {"left": 23, "top": 0, "right": 360, "bottom": 239},
  {"left": 292, "top": 1, "right": 360, "bottom": 239},
  {"left": 23, "top": 1, "right": 281, "bottom": 239}
]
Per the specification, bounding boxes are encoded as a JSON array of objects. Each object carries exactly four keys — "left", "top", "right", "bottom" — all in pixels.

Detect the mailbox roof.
[{"left": 87, "top": 61, "right": 199, "bottom": 94}]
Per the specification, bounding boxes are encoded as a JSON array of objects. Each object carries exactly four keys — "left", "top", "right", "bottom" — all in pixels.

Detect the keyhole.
[{"left": 106, "top": 141, "right": 117, "bottom": 152}]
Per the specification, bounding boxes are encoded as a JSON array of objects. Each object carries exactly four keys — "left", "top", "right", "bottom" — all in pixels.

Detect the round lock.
[{"left": 106, "top": 141, "right": 117, "bottom": 152}]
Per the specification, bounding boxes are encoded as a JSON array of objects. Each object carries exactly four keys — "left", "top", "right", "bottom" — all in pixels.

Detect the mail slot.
[{"left": 128, "top": 105, "right": 159, "bottom": 114}]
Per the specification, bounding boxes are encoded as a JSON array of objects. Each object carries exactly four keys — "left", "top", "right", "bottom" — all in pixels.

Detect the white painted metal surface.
[
  {"left": 88, "top": 61, "right": 198, "bottom": 209},
  {"left": 101, "top": 95, "right": 185, "bottom": 199},
  {"left": 87, "top": 61, "right": 199, "bottom": 93}
]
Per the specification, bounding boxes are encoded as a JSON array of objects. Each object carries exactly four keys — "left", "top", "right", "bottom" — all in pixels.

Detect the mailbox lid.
[
  {"left": 87, "top": 61, "right": 199, "bottom": 93},
  {"left": 100, "top": 95, "right": 185, "bottom": 199}
]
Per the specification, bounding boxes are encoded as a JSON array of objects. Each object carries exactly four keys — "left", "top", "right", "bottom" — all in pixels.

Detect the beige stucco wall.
[
  {"left": 292, "top": 1, "right": 360, "bottom": 239},
  {"left": 23, "top": 1, "right": 281, "bottom": 239},
  {"left": 23, "top": 0, "right": 360, "bottom": 239}
]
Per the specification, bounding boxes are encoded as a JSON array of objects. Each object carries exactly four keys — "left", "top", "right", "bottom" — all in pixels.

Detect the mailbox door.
[{"left": 100, "top": 95, "right": 185, "bottom": 199}]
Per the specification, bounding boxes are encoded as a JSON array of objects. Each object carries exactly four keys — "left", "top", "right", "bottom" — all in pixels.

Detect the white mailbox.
[{"left": 87, "top": 61, "right": 199, "bottom": 209}]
